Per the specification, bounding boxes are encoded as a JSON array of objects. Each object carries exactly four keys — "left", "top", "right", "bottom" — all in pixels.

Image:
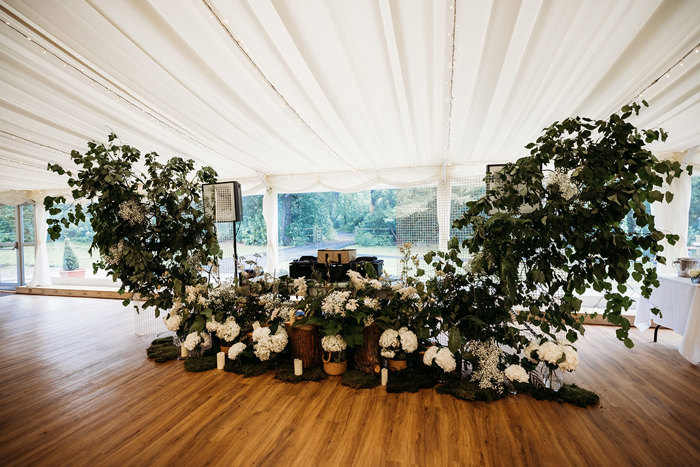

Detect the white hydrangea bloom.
[
  {"left": 254, "top": 326, "right": 288, "bottom": 361},
  {"left": 216, "top": 316, "right": 241, "bottom": 343},
  {"left": 321, "top": 334, "right": 347, "bottom": 353},
  {"left": 559, "top": 345, "right": 579, "bottom": 371},
  {"left": 398, "top": 327, "right": 418, "bottom": 353},
  {"left": 504, "top": 364, "right": 529, "bottom": 383},
  {"left": 381, "top": 349, "right": 395, "bottom": 358},
  {"left": 379, "top": 329, "right": 400, "bottom": 349},
  {"left": 206, "top": 317, "right": 220, "bottom": 332},
  {"left": 228, "top": 342, "right": 247, "bottom": 360},
  {"left": 201, "top": 332, "right": 212, "bottom": 349},
  {"left": 254, "top": 344, "right": 271, "bottom": 361},
  {"left": 183, "top": 331, "right": 202, "bottom": 351},
  {"left": 362, "top": 315, "right": 375, "bottom": 327},
  {"left": 423, "top": 346, "right": 439, "bottom": 366},
  {"left": 435, "top": 348, "right": 456, "bottom": 373},
  {"left": 538, "top": 341, "right": 564, "bottom": 365},
  {"left": 252, "top": 326, "right": 271, "bottom": 342},
  {"left": 164, "top": 313, "right": 181, "bottom": 332}
]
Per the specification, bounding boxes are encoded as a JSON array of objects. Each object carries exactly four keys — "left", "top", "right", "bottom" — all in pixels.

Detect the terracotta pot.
[
  {"left": 387, "top": 359, "right": 407, "bottom": 372},
  {"left": 322, "top": 359, "right": 347, "bottom": 376},
  {"left": 58, "top": 269, "right": 86, "bottom": 278}
]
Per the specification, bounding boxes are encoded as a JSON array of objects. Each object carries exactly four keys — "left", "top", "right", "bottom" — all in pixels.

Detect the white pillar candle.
[
  {"left": 381, "top": 368, "right": 388, "bottom": 386},
  {"left": 294, "top": 358, "right": 303, "bottom": 376},
  {"left": 217, "top": 352, "right": 225, "bottom": 370},
  {"left": 181, "top": 343, "right": 188, "bottom": 358}
]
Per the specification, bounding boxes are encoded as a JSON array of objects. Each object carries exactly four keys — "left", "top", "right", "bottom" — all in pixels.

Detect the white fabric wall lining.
[{"left": 652, "top": 162, "right": 694, "bottom": 275}]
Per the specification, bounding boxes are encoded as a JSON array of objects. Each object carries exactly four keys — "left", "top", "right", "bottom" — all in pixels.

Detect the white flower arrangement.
[
  {"left": 183, "top": 331, "right": 211, "bottom": 352},
  {"left": 381, "top": 349, "right": 395, "bottom": 358},
  {"left": 258, "top": 293, "right": 278, "bottom": 310},
  {"left": 253, "top": 326, "right": 288, "bottom": 361},
  {"left": 184, "top": 283, "right": 208, "bottom": 306},
  {"left": 321, "top": 334, "right": 347, "bottom": 353},
  {"left": 292, "top": 277, "right": 308, "bottom": 297},
  {"left": 216, "top": 316, "right": 241, "bottom": 343},
  {"left": 347, "top": 270, "right": 367, "bottom": 289},
  {"left": 368, "top": 279, "right": 383, "bottom": 290},
  {"left": 537, "top": 340, "right": 563, "bottom": 365},
  {"left": 470, "top": 340, "right": 505, "bottom": 392},
  {"left": 525, "top": 340, "right": 579, "bottom": 372},
  {"left": 164, "top": 313, "right": 182, "bottom": 332},
  {"left": 559, "top": 345, "right": 579, "bottom": 371},
  {"left": 423, "top": 345, "right": 456, "bottom": 372},
  {"left": 227, "top": 342, "right": 247, "bottom": 360},
  {"left": 504, "top": 364, "right": 529, "bottom": 384},
  {"left": 321, "top": 291, "right": 351, "bottom": 316}
]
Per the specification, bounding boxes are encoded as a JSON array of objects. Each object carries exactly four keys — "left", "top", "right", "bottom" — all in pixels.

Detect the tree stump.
[
  {"left": 353, "top": 323, "right": 381, "bottom": 373},
  {"left": 285, "top": 323, "right": 321, "bottom": 368}
]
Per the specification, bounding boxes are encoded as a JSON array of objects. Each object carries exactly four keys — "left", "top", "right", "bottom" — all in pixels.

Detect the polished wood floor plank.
[{"left": 0, "top": 294, "right": 698, "bottom": 466}]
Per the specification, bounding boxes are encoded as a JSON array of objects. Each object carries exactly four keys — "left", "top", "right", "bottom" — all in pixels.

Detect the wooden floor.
[{"left": 0, "top": 295, "right": 698, "bottom": 467}]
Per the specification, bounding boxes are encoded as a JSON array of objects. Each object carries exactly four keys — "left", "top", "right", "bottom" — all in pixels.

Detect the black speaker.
[{"left": 203, "top": 181, "right": 243, "bottom": 222}]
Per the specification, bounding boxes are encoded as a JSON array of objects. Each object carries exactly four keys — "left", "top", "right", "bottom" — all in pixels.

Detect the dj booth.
[{"left": 289, "top": 255, "right": 384, "bottom": 282}]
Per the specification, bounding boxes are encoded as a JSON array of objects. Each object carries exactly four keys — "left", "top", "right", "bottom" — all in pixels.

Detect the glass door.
[
  {"left": 0, "top": 205, "right": 34, "bottom": 290},
  {"left": 0, "top": 205, "right": 20, "bottom": 289}
]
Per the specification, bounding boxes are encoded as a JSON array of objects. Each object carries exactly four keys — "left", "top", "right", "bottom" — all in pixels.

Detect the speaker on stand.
[{"left": 203, "top": 181, "right": 243, "bottom": 282}]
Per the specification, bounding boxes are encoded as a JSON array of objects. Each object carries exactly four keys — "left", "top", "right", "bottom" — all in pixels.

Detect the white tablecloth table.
[{"left": 635, "top": 275, "right": 700, "bottom": 364}]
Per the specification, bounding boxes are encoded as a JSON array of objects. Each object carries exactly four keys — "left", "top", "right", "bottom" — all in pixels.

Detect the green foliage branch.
[
  {"left": 423, "top": 102, "right": 692, "bottom": 355},
  {"left": 44, "top": 133, "right": 221, "bottom": 317}
]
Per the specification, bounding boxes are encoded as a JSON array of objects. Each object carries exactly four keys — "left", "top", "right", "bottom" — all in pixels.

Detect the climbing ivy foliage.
[
  {"left": 44, "top": 133, "right": 221, "bottom": 317},
  {"left": 423, "top": 102, "right": 691, "bottom": 350}
]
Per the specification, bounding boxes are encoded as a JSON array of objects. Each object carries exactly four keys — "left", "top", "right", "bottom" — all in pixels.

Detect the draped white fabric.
[
  {"left": 262, "top": 187, "right": 279, "bottom": 274},
  {"left": 652, "top": 166, "right": 693, "bottom": 275},
  {"left": 437, "top": 179, "right": 451, "bottom": 251},
  {"left": 27, "top": 191, "right": 51, "bottom": 286},
  {"left": 0, "top": 0, "right": 698, "bottom": 194}
]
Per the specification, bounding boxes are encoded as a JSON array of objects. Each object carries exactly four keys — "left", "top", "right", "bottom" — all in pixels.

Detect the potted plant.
[
  {"left": 379, "top": 327, "right": 418, "bottom": 371},
  {"left": 321, "top": 334, "right": 348, "bottom": 375},
  {"left": 208, "top": 315, "right": 241, "bottom": 354},
  {"left": 59, "top": 238, "right": 85, "bottom": 278}
]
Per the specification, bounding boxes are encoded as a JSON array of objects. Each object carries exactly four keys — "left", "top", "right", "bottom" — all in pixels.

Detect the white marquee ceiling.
[{"left": 0, "top": 0, "right": 699, "bottom": 194}]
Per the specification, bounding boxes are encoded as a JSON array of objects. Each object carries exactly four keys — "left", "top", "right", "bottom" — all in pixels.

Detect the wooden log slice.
[
  {"left": 353, "top": 323, "right": 381, "bottom": 374},
  {"left": 285, "top": 323, "right": 322, "bottom": 368}
]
